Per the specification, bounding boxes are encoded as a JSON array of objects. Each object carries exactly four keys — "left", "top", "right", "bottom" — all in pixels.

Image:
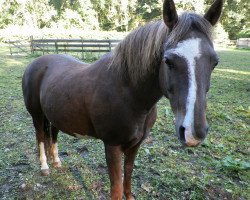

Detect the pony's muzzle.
[{"left": 178, "top": 125, "right": 208, "bottom": 147}]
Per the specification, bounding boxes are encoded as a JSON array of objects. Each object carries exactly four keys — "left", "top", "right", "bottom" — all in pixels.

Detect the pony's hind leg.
[
  {"left": 33, "top": 116, "right": 51, "bottom": 176},
  {"left": 51, "top": 125, "right": 61, "bottom": 168},
  {"left": 38, "top": 140, "right": 50, "bottom": 176}
]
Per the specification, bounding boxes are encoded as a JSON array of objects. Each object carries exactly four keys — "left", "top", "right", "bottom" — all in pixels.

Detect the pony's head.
[{"left": 159, "top": 0, "right": 223, "bottom": 146}]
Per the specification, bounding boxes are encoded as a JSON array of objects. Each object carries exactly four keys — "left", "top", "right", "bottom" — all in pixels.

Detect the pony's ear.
[
  {"left": 204, "top": 0, "right": 223, "bottom": 26},
  {"left": 163, "top": 0, "right": 178, "bottom": 30}
]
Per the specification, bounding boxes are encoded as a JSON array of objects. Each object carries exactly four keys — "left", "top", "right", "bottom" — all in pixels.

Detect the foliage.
[
  {"left": 136, "top": 0, "right": 162, "bottom": 23},
  {"left": 219, "top": 0, "right": 250, "bottom": 39},
  {"left": 0, "top": 0, "right": 249, "bottom": 39},
  {"left": 213, "top": 23, "right": 229, "bottom": 44},
  {"left": 91, "top": 0, "right": 138, "bottom": 31},
  {"left": 50, "top": 0, "right": 99, "bottom": 30},
  {"left": 0, "top": 0, "right": 23, "bottom": 28},
  {"left": 0, "top": 27, "right": 127, "bottom": 42},
  {"left": 219, "top": 156, "right": 250, "bottom": 173},
  {"left": 237, "top": 28, "right": 250, "bottom": 38}
]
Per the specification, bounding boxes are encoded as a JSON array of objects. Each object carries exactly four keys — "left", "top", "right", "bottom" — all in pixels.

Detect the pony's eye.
[
  {"left": 168, "top": 64, "right": 174, "bottom": 70},
  {"left": 167, "top": 87, "right": 174, "bottom": 94},
  {"left": 213, "top": 57, "right": 219, "bottom": 69},
  {"left": 165, "top": 59, "right": 174, "bottom": 69},
  {"left": 213, "top": 61, "right": 219, "bottom": 69}
]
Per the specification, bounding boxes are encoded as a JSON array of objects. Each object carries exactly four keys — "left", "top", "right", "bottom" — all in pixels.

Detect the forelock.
[{"left": 166, "top": 12, "right": 212, "bottom": 48}]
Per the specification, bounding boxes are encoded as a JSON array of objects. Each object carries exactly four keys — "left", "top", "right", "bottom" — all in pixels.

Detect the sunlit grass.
[{"left": 215, "top": 68, "right": 250, "bottom": 75}]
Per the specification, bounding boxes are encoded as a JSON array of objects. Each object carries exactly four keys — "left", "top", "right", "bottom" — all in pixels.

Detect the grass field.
[{"left": 0, "top": 44, "right": 249, "bottom": 200}]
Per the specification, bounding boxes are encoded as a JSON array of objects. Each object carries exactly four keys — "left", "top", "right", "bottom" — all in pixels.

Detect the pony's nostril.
[
  {"left": 179, "top": 126, "right": 185, "bottom": 143},
  {"left": 206, "top": 126, "right": 209, "bottom": 134}
]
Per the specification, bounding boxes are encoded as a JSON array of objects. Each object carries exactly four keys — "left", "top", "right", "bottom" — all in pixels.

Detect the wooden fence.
[
  {"left": 236, "top": 38, "right": 250, "bottom": 48},
  {"left": 8, "top": 39, "right": 30, "bottom": 55},
  {"left": 9, "top": 37, "right": 248, "bottom": 57},
  {"left": 30, "top": 37, "right": 121, "bottom": 54},
  {"left": 7, "top": 37, "right": 121, "bottom": 57}
]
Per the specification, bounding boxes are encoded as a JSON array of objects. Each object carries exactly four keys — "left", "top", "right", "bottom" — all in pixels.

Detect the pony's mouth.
[{"left": 178, "top": 125, "right": 201, "bottom": 147}]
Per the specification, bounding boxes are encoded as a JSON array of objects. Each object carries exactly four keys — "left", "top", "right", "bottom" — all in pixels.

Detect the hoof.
[
  {"left": 126, "top": 193, "right": 135, "bottom": 200},
  {"left": 41, "top": 169, "right": 50, "bottom": 176},
  {"left": 53, "top": 161, "right": 62, "bottom": 168}
]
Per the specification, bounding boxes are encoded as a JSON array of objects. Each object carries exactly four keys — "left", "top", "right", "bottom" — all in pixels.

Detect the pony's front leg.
[
  {"left": 105, "top": 145, "right": 123, "bottom": 200},
  {"left": 123, "top": 143, "right": 141, "bottom": 200}
]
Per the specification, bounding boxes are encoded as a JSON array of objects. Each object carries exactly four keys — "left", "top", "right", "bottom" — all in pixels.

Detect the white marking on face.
[
  {"left": 184, "top": 125, "right": 200, "bottom": 146},
  {"left": 170, "top": 38, "right": 201, "bottom": 144},
  {"left": 39, "top": 142, "right": 49, "bottom": 170}
]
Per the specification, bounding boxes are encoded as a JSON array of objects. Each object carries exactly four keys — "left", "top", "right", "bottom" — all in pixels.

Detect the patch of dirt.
[
  {"left": 59, "top": 151, "right": 70, "bottom": 158},
  {"left": 19, "top": 183, "right": 35, "bottom": 200},
  {"left": 149, "top": 167, "right": 161, "bottom": 177},
  {"left": 5, "top": 142, "right": 17, "bottom": 149},
  {"left": 76, "top": 146, "right": 89, "bottom": 158},
  {"left": 96, "top": 163, "right": 108, "bottom": 173},
  {"left": 91, "top": 180, "right": 108, "bottom": 199},
  {"left": 144, "top": 136, "right": 154, "bottom": 144},
  {"left": 14, "top": 163, "right": 31, "bottom": 173},
  {"left": 6, "top": 156, "right": 31, "bottom": 173},
  {"left": 205, "top": 185, "right": 233, "bottom": 200}
]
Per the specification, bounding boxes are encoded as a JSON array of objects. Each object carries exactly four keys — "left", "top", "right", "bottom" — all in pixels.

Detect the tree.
[
  {"left": 49, "top": 0, "right": 99, "bottom": 29},
  {"left": 205, "top": 0, "right": 250, "bottom": 39},
  {"left": 0, "top": 0, "right": 249, "bottom": 39},
  {"left": 0, "top": 0, "right": 23, "bottom": 28},
  {"left": 136, "top": 0, "right": 162, "bottom": 23}
]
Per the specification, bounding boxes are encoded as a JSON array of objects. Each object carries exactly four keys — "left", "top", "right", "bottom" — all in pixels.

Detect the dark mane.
[
  {"left": 109, "top": 21, "right": 168, "bottom": 85},
  {"left": 109, "top": 12, "right": 212, "bottom": 85}
]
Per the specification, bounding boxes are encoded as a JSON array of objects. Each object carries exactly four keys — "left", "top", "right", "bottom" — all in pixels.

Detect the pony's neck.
[
  {"left": 129, "top": 70, "right": 163, "bottom": 112},
  {"left": 109, "top": 21, "right": 168, "bottom": 87}
]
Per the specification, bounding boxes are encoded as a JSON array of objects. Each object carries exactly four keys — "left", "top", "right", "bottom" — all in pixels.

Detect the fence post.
[
  {"left": 55, "top": 40, "right": 58, "bottom": 54},
  {"left": 64, "top": 42, "right": 67, "bottom": 54},
  {"left": 8, "top": 39, "right": 12, "bottom": 55},
  {"left": 30, "top": 36, "right": 34, "bottom": 54},
  {"left": 81, "top": 38, "right": 84, "bottom": 60},
  {"left": 41, "top": 38, "right": 44, "bottom": 55},
  {"left": 108, "top": 40, "right": 112, "bottom": 52}
]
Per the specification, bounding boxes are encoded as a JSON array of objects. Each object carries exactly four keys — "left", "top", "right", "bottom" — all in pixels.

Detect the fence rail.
[
  {"left": 236, "top": 38, "right": 250, "bottom": 48},
  {"left": 8, "top": 39, "right": 30, "bottom": 55},
  {"left": 8, "top": 37, "right": 248, "bottom": 57},
  {"left": 7, "top": 37, "right": 121, "bottom": 57},
  {"left": 30, "top": 38, "right": 120, "bottom": 54}
]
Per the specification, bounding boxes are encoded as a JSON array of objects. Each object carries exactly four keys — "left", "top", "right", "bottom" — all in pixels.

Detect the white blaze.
[{"left": 170, "top": 38, "right": 201, "bottom": 145}]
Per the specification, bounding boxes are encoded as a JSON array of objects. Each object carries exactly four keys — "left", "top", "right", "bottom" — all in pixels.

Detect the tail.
[{"left": 43, "top": 116, "right": 53, "bottom": 160}]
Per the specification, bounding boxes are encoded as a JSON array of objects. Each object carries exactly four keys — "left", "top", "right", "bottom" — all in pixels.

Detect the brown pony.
[{"left": 22, "top": 0, "right": 223, "bottom": 199}]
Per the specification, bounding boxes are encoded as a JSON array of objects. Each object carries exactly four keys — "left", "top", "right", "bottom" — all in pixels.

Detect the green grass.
[{"left": 0, "top": 44, "right": 249, "bottom": 199}]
